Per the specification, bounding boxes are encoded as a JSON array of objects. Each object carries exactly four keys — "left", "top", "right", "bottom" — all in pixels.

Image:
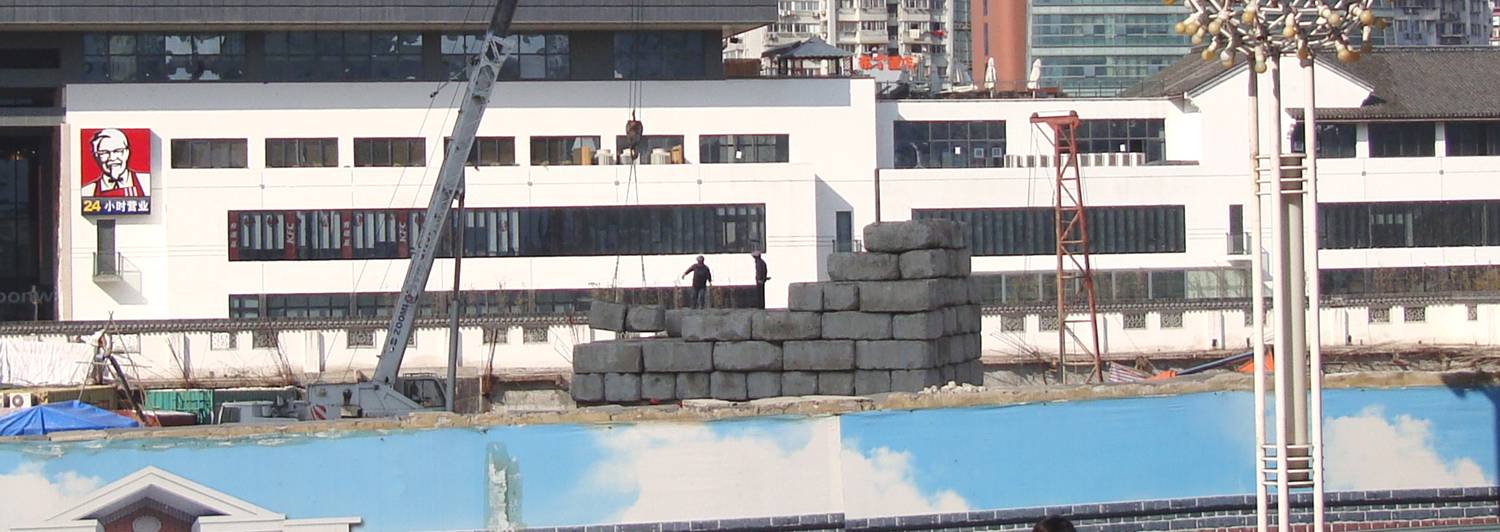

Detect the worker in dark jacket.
[
  {"left": 752, "top": 251, "right": 769, "bottom": 308},
  {"left": 682, "top": 256, "right": 712, "bottom": 309}
]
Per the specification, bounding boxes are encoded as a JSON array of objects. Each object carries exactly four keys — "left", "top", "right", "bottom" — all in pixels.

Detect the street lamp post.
[{"left": 1166, "top": 1, "right": 1385, "bottom": 530}]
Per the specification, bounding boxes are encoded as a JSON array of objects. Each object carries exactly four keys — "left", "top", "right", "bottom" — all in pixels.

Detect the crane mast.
[{"left": 373, "top": 0, "right": 520, "bottom": 387}]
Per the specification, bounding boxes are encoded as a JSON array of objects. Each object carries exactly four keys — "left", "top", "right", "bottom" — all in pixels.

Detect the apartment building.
[
  {"left": 1374, "top": 0, "right": 1492, "bottom": 45},
  {"left": 728, "top": 0, "right": 966, "bottom": 88},
  {"left": 0, "top": 0, "right": 1496, "bottom": 380}
]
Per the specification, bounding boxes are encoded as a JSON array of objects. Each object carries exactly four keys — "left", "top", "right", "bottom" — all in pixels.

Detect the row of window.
[
  {"left": 227, "top": 285, "right": 761, "bottom": 319},
  {"left": 892, "top": 119, "right": 1165, "bottom": 169},
  {"left": 228, "top": 204, "right": 766, "bottom": 261},
  {"left": 1291, "top": 121, "right": 1500, "bottom": 159},
  {"left": 168, "top": 135, "right": 787, "bottom": 169},
  {"left": 1319, "top": 200, "right": 1500, "bottom": 249},
  {"left": 82, "top": 31, "right": 710, "bottom": 83},
  {"left": 914, "top": 205, "right": 1187, "bottom": 256},
  {"left": 974, "top": 265, "right": 1500, "bottom": 308}
]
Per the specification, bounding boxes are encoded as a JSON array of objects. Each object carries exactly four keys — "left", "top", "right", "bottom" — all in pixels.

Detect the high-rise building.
[
  {"left": 968, "top": 0, "right": 1029, "bottom": 91},
  {"left": 1026, "top": 0, "right": 1191, "bottom": 96},
  {"left": 1373, "top": 0, "right": 1492, "bottom": 45},
  {"left": 727, "top": 0, "right": 965, "bottom": 88}
]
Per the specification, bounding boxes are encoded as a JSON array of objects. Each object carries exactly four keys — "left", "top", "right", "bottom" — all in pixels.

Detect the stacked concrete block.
[{"left": 572, "top": 220, "right": 986, "bottom": 404}]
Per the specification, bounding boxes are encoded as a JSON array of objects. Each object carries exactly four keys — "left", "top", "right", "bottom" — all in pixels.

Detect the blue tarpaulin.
[{"left": 0, "top": 400, "right": 139, "bottom": 436}]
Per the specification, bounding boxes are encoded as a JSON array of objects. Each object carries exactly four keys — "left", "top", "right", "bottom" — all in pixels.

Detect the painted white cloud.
[
  {"left": 841, "top": 445, "right": 968, "bottom": 518},
  {"left": 0, "top": 463, "right": 102, "bottom": 530},
  {"left": 1325, "top": 406, "right": 1490, "bottom": 491},
  {"left": 585, "top": 419, "right": 842, "bottom": 523},
  {"left": 582, "top": 418, "right": 968, "bottom": 524}
]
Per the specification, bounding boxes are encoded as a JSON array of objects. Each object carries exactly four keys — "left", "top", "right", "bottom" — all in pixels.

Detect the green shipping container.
[{"left": 144, "top": 389, "right": 214, "bottom": 424}]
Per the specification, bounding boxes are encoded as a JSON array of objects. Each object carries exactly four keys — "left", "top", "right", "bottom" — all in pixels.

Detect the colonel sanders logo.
[{"left": 82, "top": 128, "right": 150, "bottom": 198}]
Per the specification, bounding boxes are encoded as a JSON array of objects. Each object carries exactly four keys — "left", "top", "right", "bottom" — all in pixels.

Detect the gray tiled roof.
[{"left": 1125, "top": 46, "right": 1500, "bottom": 121}]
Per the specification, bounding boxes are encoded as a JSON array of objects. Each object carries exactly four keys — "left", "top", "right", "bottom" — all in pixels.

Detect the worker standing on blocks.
[
  {"left": 752, "top": 251, "right": 769, "bottom": 308},
  {"left": 682, "top": 256, "right": 713, "bottom": 309}
]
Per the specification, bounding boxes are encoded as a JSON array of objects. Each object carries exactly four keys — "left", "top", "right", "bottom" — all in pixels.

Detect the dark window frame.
[
  {"left": 264, "top": 31, "right": 423, "bottom": 81},
  {"left": 171, "top": 138, "right": 248, "bottom": 169},
  {"left": 1368, "top": 122, "right": 1436, "bottom": 158},
  {"left": 444, "top": 136, "right": 517, "bottom": 167},
  {"left": 354, "top": 137, "right": 426, "bottom": 168},
  {"left": 82, "top": 33, "right": 247, "bottom": 82},
  {"left": 615, "top": 135, "right": 686, "bottom": 164},
  {"left": 699, "top": 134, "right": 790, "bottom": 164},
  {"left": 893, "top": 120, "right": 1006, "bottom": 169},
  {"left": 530, "top": 136, "right": 601, "bottom": 166},
  {"left": 266, "top": 138, "right": 338, "bottom": 168}
]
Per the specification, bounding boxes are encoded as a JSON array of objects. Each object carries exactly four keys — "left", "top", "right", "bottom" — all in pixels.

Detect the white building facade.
[{"left": 1, "top": 0, "right": 1497, "bottom": 383}]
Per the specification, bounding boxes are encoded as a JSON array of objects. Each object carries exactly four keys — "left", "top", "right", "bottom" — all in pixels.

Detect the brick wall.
[{"left": 521, "top": 487, "right": 1500, "bottom": 532}]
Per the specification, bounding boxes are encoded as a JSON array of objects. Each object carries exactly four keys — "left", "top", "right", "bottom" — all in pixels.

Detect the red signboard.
[{"left": 80, "top": 128, "right": 152, "bottom": 216}]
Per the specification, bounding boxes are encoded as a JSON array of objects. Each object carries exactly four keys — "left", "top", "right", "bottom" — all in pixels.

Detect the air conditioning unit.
[
  {"left": 909, "top": 28, "right": 924, "bottom": 40},
  {"left": 4, "top": 392, "right": 34, "bottom": 409},
  {"left": 1126, "top": 152, "right": 1146, "bottom": 166}
]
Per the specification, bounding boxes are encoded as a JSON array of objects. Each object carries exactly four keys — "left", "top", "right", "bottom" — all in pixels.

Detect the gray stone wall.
[{"left": 573, "top": 220, "right": 983, "bottom": 404}]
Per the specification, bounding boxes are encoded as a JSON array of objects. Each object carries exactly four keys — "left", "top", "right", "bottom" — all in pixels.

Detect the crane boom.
[{"left": 373, "top": 0, "right": 520, "bottom": 386}]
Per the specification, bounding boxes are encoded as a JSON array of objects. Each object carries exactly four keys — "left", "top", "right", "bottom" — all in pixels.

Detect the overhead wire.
[{"left": 335, "top": 0, "right": 484, "bottom": 378}]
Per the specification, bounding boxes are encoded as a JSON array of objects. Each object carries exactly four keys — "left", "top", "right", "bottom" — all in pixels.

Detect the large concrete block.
[
  {"left": 604, "top": 372, "right": 642, "bottom": 402},
  {"left": 588, "top": 300, "right": 628, "bottom": 332},
  {"left": 788, "top": 282, "right": 823, "bottom": 311},
  {"left": 643, "top": 340, "right": 713, "bottom": 372},
  {"left": 664, "top": 309, "right": 687, "bottom": 337},
  {"left": 783, "top": 340, "right": 856, "bottom": 370},
  {"left": 752, "top": 311, "right": 822, "bottom": 341},
  {"left": 641, "top": 373, "right": 676, "bottom": 401},
  {"left": 958, "top": 360, "right": 984, "bottom": 386},
  {"left": 626, "top": 305, "right": 666, "bottom": 332},
  {"left": 966, "top": 333, "right": 984, "bottom": 361},
  {"left": 863, "top": 219, "right": 965, "bottom": 252},
  {"left": 855, "top": 340, "right": 937, "bottom": 369},
  {"left": 682, "top": 310, "right": 754, "bottom": 341},
  {"left": 892, "top": 311, "right": 945, "bottom": 340},
  {"left": 959, "top": 305, "right": 982, "bottom": 334},
  {"left": 859, "top": 280, "right": 948, "bottom": 312},
  {"left": 938, "top": 364, "right": 957, "bottom": 385},
  {"left": 822, "top": 282, "right": 860, "bottom": 311},
  {"left": 713, "top": 341, "right": 782, "bottom": 371},
  {"left": 891, "top": 369, "right": 941, "bottom": 392},
  {"left": 572, "top": 340, "right": 642, "bottom": 373},
  {"left": 817, "top": 371, "right": 855, "bottom": 395},
  {"left": 822, "top": 311, "right": 892, "bottom": 340},
  {"left": 827, "top": 252, "right": 900, "bottom": 281},
  {"left": 854, "top": 370, "right": 892, "bottom": 395},
  {"left": 676, "top": 372, "right": 711, "bottom": 399},
  {"left": 942, "top": 307, "right": 960, "bottom": 336},
  {"left": 570, "top": 373, "right": 604, "bottom": 403},
  {"left": 898, "top": 248, "right": 969, "bottom": 279},
  {"left": 782, "top": 371, "right": 819, "bottom": 396},
  {"left": 936, "top": 336, "right": 962, "bottom": 365},
  {"left": 711, "top": 371, "right": 748, "bottom": 401},
  {"left": 747, "top": 371, "right": 782, "bottom": 399}
]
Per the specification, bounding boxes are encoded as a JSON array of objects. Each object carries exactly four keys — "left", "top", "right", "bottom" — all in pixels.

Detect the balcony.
[
  {"left": 93, "top": 251, "right": 141, "bottom": 285},
  {"left": 1226, "top": 233, "right": 1250, "bottom": 256}
]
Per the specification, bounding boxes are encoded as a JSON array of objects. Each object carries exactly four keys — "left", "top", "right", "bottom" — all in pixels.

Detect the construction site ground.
[{"left": 8, "top": 364, "right": 1498, "bottom": 444}]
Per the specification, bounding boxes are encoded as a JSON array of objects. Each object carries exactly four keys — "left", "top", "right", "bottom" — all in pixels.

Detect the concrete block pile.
[{"left": 571, "top": 219, "right": 983, "bottom": 404}]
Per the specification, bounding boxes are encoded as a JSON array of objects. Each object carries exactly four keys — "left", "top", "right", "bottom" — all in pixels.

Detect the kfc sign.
[{"left": 80, "top": 128, "right": 152, "bottom": 216}]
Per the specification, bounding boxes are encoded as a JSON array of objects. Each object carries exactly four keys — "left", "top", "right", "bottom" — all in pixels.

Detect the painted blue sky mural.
[{"left": 0, "top": 386, "right": 1496, "bottom": 530}]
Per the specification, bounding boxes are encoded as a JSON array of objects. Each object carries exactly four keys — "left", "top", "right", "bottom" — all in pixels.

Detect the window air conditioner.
[{"left": 4, "top": 392, "right": 34, "bottom": 409}]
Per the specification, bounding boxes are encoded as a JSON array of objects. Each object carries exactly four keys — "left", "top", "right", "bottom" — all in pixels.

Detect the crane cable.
[{"left": 610, "top": 0, "right": 649, "bottom": 301}]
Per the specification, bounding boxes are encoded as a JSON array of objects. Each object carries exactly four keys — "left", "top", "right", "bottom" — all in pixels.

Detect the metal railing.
[
  {"left": 94, "top": 251, "right": 120, "bottom": 278},
  {"left": 1226, "top": 232, "right": 1251, "bottom": 255},
  {"left": 830, "top": 238, "right": 864, "bottom": 253}
]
